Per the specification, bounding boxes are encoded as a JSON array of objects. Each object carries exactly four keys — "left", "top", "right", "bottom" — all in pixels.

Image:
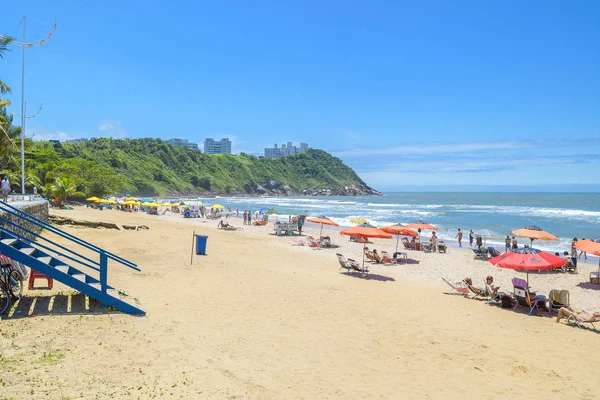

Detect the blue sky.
[{"left": 1, "top": 0, "right": 599, "bottom": 191}]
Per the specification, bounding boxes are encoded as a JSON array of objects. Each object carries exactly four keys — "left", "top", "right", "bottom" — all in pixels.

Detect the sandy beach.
[{"left": 1, "top": 207, "right": 599, "bottom": 399}]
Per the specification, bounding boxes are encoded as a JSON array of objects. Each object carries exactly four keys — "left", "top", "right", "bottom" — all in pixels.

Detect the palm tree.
[
  {"left": 50, "top": 176, "right": 77, "bottom": 205},
  {"left": 0, "top": 107, "right": 20, "bottom": 170},
  {"left": 0, "top": 36, "right": 13, "bottom": 108}
]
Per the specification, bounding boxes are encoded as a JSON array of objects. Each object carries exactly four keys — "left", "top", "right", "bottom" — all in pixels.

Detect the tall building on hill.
[
  {"left": 204, "top": 138, "right": 231, "bottom": 154},
  {"left": 264, "top": 142, "right": 309, "bottom": 158},
  {"left": 166, "top": 138, "right": 199, "bottom": 150}
]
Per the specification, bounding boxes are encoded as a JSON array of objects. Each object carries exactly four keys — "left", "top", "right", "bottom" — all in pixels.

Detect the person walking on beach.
[
  {"left": 432, "top": 232, "right": 438, "bottom": 252},
  {"left": 1, "top": 175, "right": 10, "bottom": 202},
  {"left": 247, "top": 210, "right": 252, "bottom": 225},
  {"left": 511, "top": 236, "right": 518, "bottom": 251},
  {"left": 505, "top": 235, "right": 511, "bottom": 253},
  {"left": 455, "top": 229, "right": 463, "bottom": 247},
  {"left": 243, "top": 210, "right": 247, "bottom": 225},
  {"left": 469, "top": 230, "right": 474, "bottom": 247}
]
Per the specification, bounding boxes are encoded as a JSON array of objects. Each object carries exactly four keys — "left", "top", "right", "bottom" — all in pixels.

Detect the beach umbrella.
[
  {"left": 488, "top": 251, "right": 566, "bottom": 285},
  {"left": 510, "top": 225, "right": 558, "bottom": 247},
  {"left": 86, "top": 196, "right": 101, "bottom": 202},
  {"left": 307, "top": 216, "right": 340, "bottom": 239},
  {"left": 575, "top": 240, "right": 600, "bottom": 283},
  {"left": 211, "top": 204, "right": 225, "bottom": 209},
  {"left": 404, "top": 221, "right": 438, "bottom": 231},
  {"left": 381, "top": 225, "right": 419, "bottom": 252},
  {"left": 339, "top": 226, "right": 393, "bottom": 271},
  {"left": 350, "top": 217, "right": 367, "bottom": 225}
]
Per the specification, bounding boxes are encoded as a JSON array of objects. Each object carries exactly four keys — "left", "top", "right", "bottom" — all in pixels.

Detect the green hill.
[{"left": 21, "top": 138, "right": 379, "bottom": 197}]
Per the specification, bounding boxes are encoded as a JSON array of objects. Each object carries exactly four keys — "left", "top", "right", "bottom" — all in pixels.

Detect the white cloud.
[
  {"left": 333, "top": 141, "right": 527, "bottom": 157},
  {"left": 27, "top": 126, "right": 72, "bottom": 142},
  {"left": 96, "top": 120, "right": 128, "bottom": 138}
]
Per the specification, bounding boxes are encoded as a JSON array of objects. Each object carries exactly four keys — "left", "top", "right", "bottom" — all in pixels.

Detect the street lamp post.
[{"left": 0, "top": 16, "right": 56, "bottom": 194}]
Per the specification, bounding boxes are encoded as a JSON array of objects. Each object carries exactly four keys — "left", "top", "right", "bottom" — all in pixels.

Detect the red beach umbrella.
[
  {"left": 488, "top": 251, "right": 566, "bottom": 285},
  {"left": 339, "top": 227, "right": 393, "bottom": 271}
]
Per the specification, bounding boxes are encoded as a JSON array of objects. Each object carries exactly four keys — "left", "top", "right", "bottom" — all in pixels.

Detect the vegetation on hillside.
[{"left": 14, "top": 138, "right": 371, "bottom": 197}]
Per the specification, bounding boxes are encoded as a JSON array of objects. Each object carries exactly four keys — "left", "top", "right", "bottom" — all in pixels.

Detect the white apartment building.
[
  {"left": 204, "top": 138, "right": 232, "bottom": 154},
  {"left": 166, "top": 138, "right": 199, "bottom": 150},
  {"left": 264, "top": 142, "right": 309, "bottom": 158}
]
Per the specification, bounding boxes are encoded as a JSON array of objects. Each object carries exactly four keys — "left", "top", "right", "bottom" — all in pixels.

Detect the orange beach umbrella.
[
  {"left": 306, "top": 216, "right": 340, "bottom": 239},
  {"left": 381, "top": 225, "right": 419, "bottom": 252},
  {"left": 339, "top": 227, "right": 393, "bottom": 270},
  {"left": 404, "top": 221, "right": 438, "bottom": 231},
  {"left": 510, "top": 225, "right": 558, "bottom": 247},
  {"left": 575, "top": 239, "right": 600, "bottom": 282}
]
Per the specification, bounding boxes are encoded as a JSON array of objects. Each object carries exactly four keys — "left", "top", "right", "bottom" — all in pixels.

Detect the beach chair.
[
  {"left": 472, "top": 247, "right": 488, "bottom": 260},
  {"left": 402, "top": 238, "right": 411, "bottom": 249},
  {"left": 548, "top": 289, "right": 570, "bottom": 310},
  {"left": 484, "top": 281, "right": 501, "bottom": 304},
  {"left": 441, "top": 278, "right": 469, "bottom": 295},
  {"left": 565, "top": 257, "right": 577, "bottom": 273},
  {"left": 437, "top": 241, "right": 447, "bottom": 253},
  {"left": 513, "top": 284, "right": 549, "bottom": 315},
  {"left": 364, "top": 248, "right": 376, "bottom": 262},
  {"left": 488, "top": 247, "right": 500, "bottom": 258},
  {"left": 336, "top": 253, "right": 361, "bottom": 273},
  {"left": 567, "top": 311, "right": 600, "bottom": 330},
  {"left": 422, "top": 243, "right": 434, "bottom": 253},
  {"left": 380, "top": 251, "right": 398, "bottom": 265},
  {"left": 590, "top": 271, "right": 600, "bottom": 285},
  {"left": 464, "top": 279, "right": 486, "bottom": 299}
]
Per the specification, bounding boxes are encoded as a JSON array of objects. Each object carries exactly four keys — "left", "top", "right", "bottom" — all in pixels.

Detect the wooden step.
[
  {"left": 90, "top": 283, "right": 119, "bottom": 298},
  {"left": 19, "top": 247, "right": 35, "bottom": 256},
  {"left": 37, "top": 256, "right": 52, "bottom": 264},
  {"left": 55, "top": 265, "right": 69, "bottom": 274},
  {"left": 1, "top": 238, "right": 17, "bottom": 247},
  {"left": 71, "top": 273, "right": 86, "bottom": 283}
]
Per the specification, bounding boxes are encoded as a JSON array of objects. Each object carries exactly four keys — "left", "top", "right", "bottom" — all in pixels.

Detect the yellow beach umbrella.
[
  {"left": 350, "top": 217, "right": 367, "bottom": 225},
  {"left": 86, "top": 196, "right": 101, "bottom": 202},
  {"left": 211, "top": 204, "right": 225, "bottom": 209}
]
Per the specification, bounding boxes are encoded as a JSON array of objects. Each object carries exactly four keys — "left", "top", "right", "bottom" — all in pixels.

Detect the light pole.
[{"left": 1, "top": 17, "right": 56, "bottom": 194}]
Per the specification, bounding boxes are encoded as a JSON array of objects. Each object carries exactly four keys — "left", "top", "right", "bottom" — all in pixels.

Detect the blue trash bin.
[{"left": 195, "top": 234, "right": 208, "bottom": 255}]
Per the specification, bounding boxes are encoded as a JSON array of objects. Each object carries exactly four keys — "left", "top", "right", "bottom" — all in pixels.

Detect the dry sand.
[{"left": 1, "top": 207, "right": 598, "bottom": 399}]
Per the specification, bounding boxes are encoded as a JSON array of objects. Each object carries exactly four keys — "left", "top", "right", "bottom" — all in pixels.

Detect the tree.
[
  {"left": 0, "top": 36, "right": 13, "bottom": 108},
  {"left": 0, "top": 108, "right": 21, "bottom": 170},
  {"left": 49, "top": 176, "right": 77, "bottom": 205}
]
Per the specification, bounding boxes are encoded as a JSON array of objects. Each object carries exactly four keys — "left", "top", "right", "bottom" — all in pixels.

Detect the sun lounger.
[
  {"left": 441, "top": 278, "right": 469, "bottom": 295},
  {"left": 437, "top": 241, "right": 447, "bottom": 253},
  {"left": 422, "top": 243, "right": 434, "bottom": 253},
  {"left": 513, "top": 284, "right": 549, "bottom": 315},
  {"left": 566, "top": 311, "right": 600, "bottom": 330},
  {"left": 472, "top": 247, "right": 488, "bottom": 260},
  {"left": 549, "top": 289, "right": 570, "bottom": 310},
  {"left": 564, "top": 257, "right": 577, "bottom": 273}
]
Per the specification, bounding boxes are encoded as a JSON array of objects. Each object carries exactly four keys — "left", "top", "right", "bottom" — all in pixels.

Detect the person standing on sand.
[
  {"left": 505, "top": 235, "right": 511, "bottom": 253},
  {"left": 579, "top": 238, "right": 587, "bottom": 260},
  {"left": 432, "top": 232, "right": 438, "bottom": 252},
  {"left": 469, "top": 230, "right": 474, "bottom": 247},
  {"left": 455, "top": 229, "right": 463, "bottom": 247},
  {"left": 512, "top": 236, "right": 518, "bottom": 250},
  {"left": 1, "top": 175, "right": 10, "bottom": 202},
  {"left": 571, "top": 237, "right": 578, "bottom": 257},
  {"left": 247, "top": 210, "right": 252, "bottom": 225},
  {"left": 297, "top": 213, "right": 306, "bottom": 235},
  {"left": 243, "top": 211, "right": 247, "bottom": 225}
]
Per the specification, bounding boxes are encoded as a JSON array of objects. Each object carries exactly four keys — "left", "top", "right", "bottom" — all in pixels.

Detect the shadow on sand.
[
  {"left": 340, "top": 272, "right": 395, "bottom": 282},
  {"left": 5, "top": 293, "right": 121, "bottom": 320}
]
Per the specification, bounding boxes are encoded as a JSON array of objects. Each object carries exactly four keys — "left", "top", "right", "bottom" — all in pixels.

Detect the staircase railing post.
[{"left": 100, "top": 251, "right": 108, "bottom": 294}]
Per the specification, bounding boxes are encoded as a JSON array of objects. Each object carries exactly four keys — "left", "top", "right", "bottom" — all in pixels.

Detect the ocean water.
[{"left": 199, "top": 193, "right": 600, "bottom": 254}]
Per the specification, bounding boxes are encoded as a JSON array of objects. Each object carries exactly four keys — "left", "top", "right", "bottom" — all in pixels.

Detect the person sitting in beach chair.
[
  {"left": 402, "top": 237, "right": 411, "bottom": 249},
  {"left": 513, "top": 281, "right": 549, "bottom": 315},
  {"left": 380, "top": 251, "right": 398, "bottom": 264},
  {"left": 441, "top": 278, "right": 469, "bottom": 295},
  {"left": 483, "top": 276, "right": 501, "bottom": 303},
  {"left": 555, "top": 306, "right": 600, "bottom": 330},
  {"left": 463, "top": 278, "right": 486, "bottom": 298},
  {"left": 372, "top": 249, "right": 383, "bottom": 264}
]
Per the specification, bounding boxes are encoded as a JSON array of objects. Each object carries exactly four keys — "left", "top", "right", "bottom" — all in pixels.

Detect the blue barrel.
[{"left": 195, "top": 234, "right": 208, "bottom": 255}]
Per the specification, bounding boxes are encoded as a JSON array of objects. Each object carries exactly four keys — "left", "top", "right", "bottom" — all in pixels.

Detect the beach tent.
[
  {"left": 381, "top": 224, "right": 419, "bottom": 252},
  {"left": 575, "top": 239, "right": 600, "bottom": 284},
  {"left": 488, "top": 250, "right": 566, "bottom": 285},
  {"left": 510, "top": 226, "right": 558, "bottom": 247},
  {"left": 339, "top": 226, "right": 393, "bottom": 271},
  {"left": 307, "top": 216, "right": 340, "bottom": 239}
]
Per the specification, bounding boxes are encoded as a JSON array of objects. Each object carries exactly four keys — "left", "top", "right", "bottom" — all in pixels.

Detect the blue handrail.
[
  {"left": 0, "top": 201, "right": 137, "bottom": 270},
  {"left": 0, "top": 216, "right": 102, "bottom": 271},
  {"left": 0, "top": 226, "right": 100, "bottom": 272}
]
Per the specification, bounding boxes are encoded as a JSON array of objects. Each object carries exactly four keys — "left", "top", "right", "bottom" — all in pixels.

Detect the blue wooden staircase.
[{"left": 0, "top": 201, "right": 144, "bottom": 315}]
